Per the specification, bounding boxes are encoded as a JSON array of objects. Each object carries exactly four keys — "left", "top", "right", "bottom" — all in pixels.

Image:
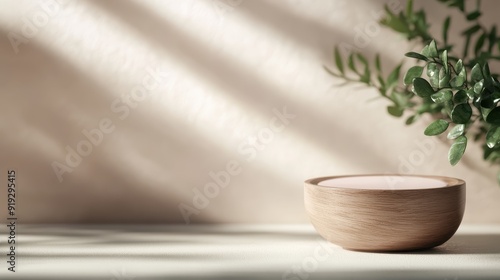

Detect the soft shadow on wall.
[{"left": 1, "top": 0, "right": 498, "bottom": 224}]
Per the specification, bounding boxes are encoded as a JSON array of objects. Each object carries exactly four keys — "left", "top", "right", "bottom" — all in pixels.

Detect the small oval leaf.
[
  {"left": 455, "top": 59, "right": 464, "bottom": 73},
  {"left": 438, "top": 67, "right": 450, "bottom": 87},
  {"left": 431, "top": 89, "right": 453, "bottom": 103},
  {"left": 482, "top": 105, "right": 494, "bottom": 121},
  {"left": 471, "top": 63, "right": 483, "bottom": 82},
  {"left": 427, "top": 62, "right": 438, "bottom": 78},
  {"left": 486, "top": 126, "right": 500, "bottom": 148},
  {"left": 413, "top": 77, "right": 434, "bottom": 97},
  {"left": 387, "top": 106, "right": 404, "bottom": 117},
  {"left": 466, "top": 11, "right": 481, "bottom": 21},
  {"left": 375, "top": 54, "right": 381, "bottom": 72},
  {"left": 405, "top": 52, "right": 429, "bottom": 61},
  {"left": 428, "top": 40, "right": 438, "bottom": 57},
  {"left": 348, "top": 53, "right": 357, "bottom": 73},
  {"left": 462, "top": 24, "right": 481, "bottom": 36},
  {"left": 421, "top": 45, "right": 430, "bottom": 57},
  {"left": 405, "top": 115, "right": 418, "bottom": 125},
  {"left": 451, "top": 65, "right": 466, "bottom": 87},
  {"left": 486, "top": 107, "right": 500, "bottom": 125},
  {"left": 474, "top": 33, "right": 486, "bottom": 55},
  {"left": 441, "top": 50, "right": 448, "bottom": 72},
  {"left": 449, "top": 135, "right": 467, "bottom": 166},
  {"left": 334, "top": 46, "right": 344, "bottom": 75},
  {"left": 483, "top": 62, "right": 491, "bottom": 78},
  {"left": 443, "top": 16, "right": 451, "bottom": 43},
  {"left": 466, "top": 88, "right": 476, "bottom": 99},
  {"left": 387, "top": 64, "right": 402, "bottom": 87},
  {"left": 474, "top": 79, "right": 484, "bottom": 94},
  {"left": 424, "top": 119, "right": 449, "bottom": 136},
  {"left": 451, "top": 103, "right": 472, "bottom": 124},
  {"left": 447, "top": 124, "right": 465, "bottom": 139},
  {"left": 404, "top": 66, "right": 423, "bottom": 85},
  {"left": 453, "top": 90, "right": 468, "bottom": 104}
]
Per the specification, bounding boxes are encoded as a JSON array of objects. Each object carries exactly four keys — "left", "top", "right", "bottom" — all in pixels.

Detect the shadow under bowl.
[{"left": 304, "top": 174, "right": 465, "bottom": 252}]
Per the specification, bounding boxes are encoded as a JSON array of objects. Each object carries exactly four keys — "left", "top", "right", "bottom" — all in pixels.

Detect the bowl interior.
[{"left": 314, "top": 175, "right": 458, "bottom": 190}]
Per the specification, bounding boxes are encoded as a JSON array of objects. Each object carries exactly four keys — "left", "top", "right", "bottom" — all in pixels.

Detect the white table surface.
[{"left": 1, "top": 224, "right": 499, "bottom": 280}]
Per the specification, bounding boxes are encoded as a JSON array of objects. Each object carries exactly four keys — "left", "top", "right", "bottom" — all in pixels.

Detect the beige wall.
[{"left": 0, "top": 0, "right": 499, "bottom": 224}]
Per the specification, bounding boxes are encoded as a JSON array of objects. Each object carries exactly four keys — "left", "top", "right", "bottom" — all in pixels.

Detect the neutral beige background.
[{"left": 0, "top": 0, "right": 499, "bottom": 224}]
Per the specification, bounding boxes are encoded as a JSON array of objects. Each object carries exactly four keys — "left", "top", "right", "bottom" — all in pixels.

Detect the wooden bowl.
[{"left": 304, "top": 175, "right": 465, "bottom": 252}]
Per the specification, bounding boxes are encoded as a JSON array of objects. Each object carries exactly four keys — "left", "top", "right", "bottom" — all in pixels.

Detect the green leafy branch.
[{"left": 325, "top": 0, "right": 500, "bottom": 183}]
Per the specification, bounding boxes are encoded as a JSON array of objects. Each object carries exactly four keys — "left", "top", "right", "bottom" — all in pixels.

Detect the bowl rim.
[{"left": 305, "top": 174, "right": 465, "bottom": 191}]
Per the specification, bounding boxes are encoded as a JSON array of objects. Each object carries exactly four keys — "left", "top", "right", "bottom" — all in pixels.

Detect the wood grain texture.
[{"left": 304, "top": 175, "right": 466, "bottom": 252}]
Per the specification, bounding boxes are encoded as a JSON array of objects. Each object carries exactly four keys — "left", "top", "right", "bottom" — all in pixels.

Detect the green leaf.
[
  {"left": 448, "top": 135, "right": 467, "bottom": 166},
  {"left": 375, "top": 54, "right": 382, "bottom": 73},
  {"left": 405, "top": 0, "right": 413, "bottom": 17},
  {"left": 416, "top": 103, "right": 432, "bottom": 114},
  {"left": 474, "top": 32, "right": 486, "bottom": 55},
  {"left": 358, "top": 54, "right": 371, "bottom": 84},
  {"left": 486, "top": 107, "right": 500, "bottom": 125},
  {"left": 481, "top": 97, "right": 495, "bottom": 110},
  {"left": 466, "top": 11, "right": 482, "bottom": 21},
  {"left": 413, "top": 77, "right": 434, "bottom": 97},
  {"left": 391, "top": 91, "right": 409, "bottom": 107},
  {"left": 484, "top": 145, "right": 494, "bottom": 160},
  {"left": 487, "top": 150, "right": 500, "bottom": 162},
  {"left": 380, "top": 6, "right": 411, "bottom": 33},
  {"left": 450, "top": 76, "right": 463, "bottom": 88},
  {"left": 421, "top": 45, "right": 430, "bottom": 57},
  {"left": 424, "top": 119, "right": 449, "bottom": 136},
  {"left": 405, "top": 115, "right": 418, "bottom": 125},
  {"left": 466, "top": 88, "right": 476, "bottom": 99},
  {"left": 426, "top": 62, "right": 438, "bottom": 78},
  {"left": 405, "top": 52, "right": 429, "bottom": 61},
  {"left": 377, "top": 76, "right": 386, "bottom": 91},
  {"left": 415, "top": 11, "right": 429, "bottom": 36},
  {"left": 356, "top": 53, "right": 368, "bottom": 66},
  {"left": 455, "top": 59, "right": 464, "bottom": 72},
  {"left": 471, "top": 63, "right": 483, "bottom": 82},
  {"left": 334, "top": 46, "right": 344, "bottom": 75},
  {"left": 462, "top": 24, "right": 481, "bottom": 36},
  {"left": 446, "top": 0, "right": 465, "bottom": 11},
  {"left": 404, "top": 66, "right": 423, "bottom": 85},
  {"left": 451, "top": 103, "right": 472, "bottom": 124},
  {"left": 429, "top": 73, "right": 439, "bottom": 87},
  {"left": 443, "top": 100, "right": 454, "bottom": 118},
  {"left": 482, "top": 105, "right": 494, "bottom": 121},
  {"left": 447, "top": 124, "right": 465, "bottom": 139},
  {"left": 463, "top": 33, "right": 471, "bottom": 58},
  {"left": 348, "top": 53, "right": 357, "bottom": 74},
  {"left": 431, "top": 89, "right": 453, "bottom": 103},
  {"left": 428, "top": 40, "right": 438, "bottom": 57},
  {"left": 387, "top": 64, "right": 402, "bottom": 87},
  {"left": 488, "top": 26, "right": 497, "bottom": 52},
  {"left": 474, "top": 79, "right": 484, "bottom": 94},
  {"left": 387, "top": 106, "right": 404, "bottom": 117},
  {"left": 443, "top": 16, "right": 451, "bottom": 44},
  {"left": 438, "top": 67, "right": 450, "bottom": 88},
  {"left": 486, "top": 126, "right": 500, "bottom": 148},
  {"left": 492, "top": 91, "right": 500, "bottom": 103},
  {"left": 453, "top": 89, "right": 468, "bottom": 104},
  {"left": 441, "top": 49, "right": 448, "bottom": 72},
  {"left": 360, "top": 70, "right": 370, "bottom": 83},
  {"left": 450, "top": 60, "right": 466, "bottom": 87},
  {"left": 323, "top": 65, "right": 341, "bottom": 77},
  {"left": 483, "top": 62, "right": 491, "bottom": 78}
]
